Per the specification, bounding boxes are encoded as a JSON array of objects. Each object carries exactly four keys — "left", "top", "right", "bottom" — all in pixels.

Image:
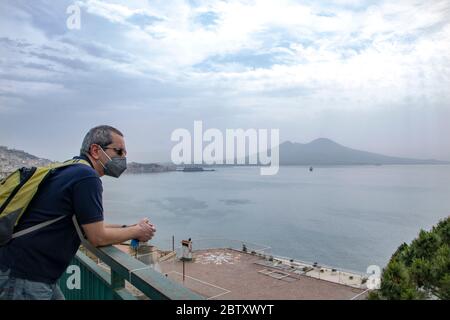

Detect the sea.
[{"left": 102, "top": 165, "right": 450, "bottom": 273}]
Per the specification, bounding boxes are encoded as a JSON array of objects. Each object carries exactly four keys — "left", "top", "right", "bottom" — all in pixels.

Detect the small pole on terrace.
[{"left": 181, "top": 238, "right": 192, "bottom": 282}]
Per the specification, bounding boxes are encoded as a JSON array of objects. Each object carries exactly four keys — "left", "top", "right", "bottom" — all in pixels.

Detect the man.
[{"left": 0, "top": 125, "right": 156, "bottom": 300}]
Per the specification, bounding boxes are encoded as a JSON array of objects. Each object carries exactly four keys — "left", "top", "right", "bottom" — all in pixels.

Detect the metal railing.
[
  {"left": 173, "top": 238, "right": 272, "bottom": 257},
  {"left": 58, "top": 244, "right": 204, "bottom": 300}
]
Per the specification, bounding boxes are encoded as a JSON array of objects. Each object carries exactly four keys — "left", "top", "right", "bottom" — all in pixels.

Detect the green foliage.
[
  {"left": 438, "top": 274, "right": 450, "bottom": 299},
  {"left": 369, "top": 216, "right": 450, "bottom": 300},
  {"left": 367, "top": 290, "right": 381, "bottom": 300}
]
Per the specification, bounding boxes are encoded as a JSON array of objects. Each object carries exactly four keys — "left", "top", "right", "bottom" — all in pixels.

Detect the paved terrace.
[{"left": 157, "top": 248, "right": 368, "bottom": 300}]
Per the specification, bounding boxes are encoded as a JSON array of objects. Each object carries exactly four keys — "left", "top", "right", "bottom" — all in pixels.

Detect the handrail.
[
  {"left": 173, "top": 237, "right": 271, "bottom": 253},
  {"left": 92, "top": 245, "right": 203, "bottom": 300},
  {"left": 65, "top": 249, "right": 138, "bottom": 300},
  {"left": 68, "top": 216, "right": 203, "bottom": 300}
]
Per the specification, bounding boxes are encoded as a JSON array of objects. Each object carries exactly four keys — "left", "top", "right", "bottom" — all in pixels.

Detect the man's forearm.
[
  {"left": 104, "top": 223, "right": 122, "bottom": 228},
  {"left": 82, "top": 220, "right": 153, "bottom": 247},
  {"left": 94, "top": 226, "right": 137, "bottom": 247},
  {"left": 105, "top": 223, "right": 137, "bottom": 228}
]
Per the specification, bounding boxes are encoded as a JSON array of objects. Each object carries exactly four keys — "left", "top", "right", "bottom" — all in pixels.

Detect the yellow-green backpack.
[{"left": 0, "top": 159, "right": 90, "bottom": 246}]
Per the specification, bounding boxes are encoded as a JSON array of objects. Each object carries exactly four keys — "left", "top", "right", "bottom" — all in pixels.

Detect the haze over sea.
[{"left": 102, "top": 165, "right": 450, "bottom": 273}]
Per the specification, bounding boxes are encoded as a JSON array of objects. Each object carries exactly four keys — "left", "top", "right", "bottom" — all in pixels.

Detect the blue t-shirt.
[{"left": 0, "top": 155, "right": 104, "bottom": 284}]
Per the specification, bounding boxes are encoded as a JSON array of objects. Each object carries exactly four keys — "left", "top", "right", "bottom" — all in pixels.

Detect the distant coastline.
[
  {"left": 125, "top": 162, "right": 176, "bottom": 174},
  {"left": 2, "top": 139, "right": 449, "bottom": 180}
]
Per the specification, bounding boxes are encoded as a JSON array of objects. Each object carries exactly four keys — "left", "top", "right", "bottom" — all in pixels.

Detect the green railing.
[{"left": 58, "top": 245, "right": 203, "bottom": 300}]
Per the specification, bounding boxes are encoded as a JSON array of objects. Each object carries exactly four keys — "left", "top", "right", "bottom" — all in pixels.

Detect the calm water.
[{"left": 102, "top": 165, "right": 450, "bottom": 272}]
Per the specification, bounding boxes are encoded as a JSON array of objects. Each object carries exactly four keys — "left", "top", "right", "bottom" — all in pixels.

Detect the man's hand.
[
  {"left": 81, "top": 218, "right": 156, "bottom": 247},
  {"left": 133, "top": 218, "right": 157, "bottom": 242}
]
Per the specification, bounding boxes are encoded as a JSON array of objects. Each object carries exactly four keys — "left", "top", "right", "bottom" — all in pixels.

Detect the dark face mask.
[{"left": 98, "top": 147, "right": 127, "bottom": 178}]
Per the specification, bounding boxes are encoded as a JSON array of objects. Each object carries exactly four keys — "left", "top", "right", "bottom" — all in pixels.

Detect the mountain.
[
  {"left": 0, "top": 146, "right": 52, "bottom": 178},
  {"left": 277, "top": 138, "right": 449, "bottom": 165}
]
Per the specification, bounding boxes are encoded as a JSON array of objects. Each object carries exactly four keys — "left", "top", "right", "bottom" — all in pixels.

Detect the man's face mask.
[{"left": 98, "top": 146, "right": 127, "bottom": 178}]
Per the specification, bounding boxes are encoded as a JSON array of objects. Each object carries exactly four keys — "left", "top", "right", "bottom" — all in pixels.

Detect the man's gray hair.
[{"left": 80, "top": 125, "right": 123, "bottom": 155}]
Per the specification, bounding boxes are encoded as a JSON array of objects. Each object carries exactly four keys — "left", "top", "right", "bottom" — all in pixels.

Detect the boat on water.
[{"left": 309, "top": 166, "right": 313, "bottom": 172}]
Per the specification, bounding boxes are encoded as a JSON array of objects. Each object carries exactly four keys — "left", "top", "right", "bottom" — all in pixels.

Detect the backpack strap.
[
  {"left": 51, "top": 158, "right": 91, "bottom": 169},
  {"left": 72, "top": 215, "right": 97, "bottom": 252},
  {"left": 12, "top": 216, "right": 66, "bottom": 239}
]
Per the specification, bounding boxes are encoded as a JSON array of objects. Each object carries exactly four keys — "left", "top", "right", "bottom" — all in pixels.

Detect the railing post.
[{"left": 111, "top": 269, "right": 126, "bottom": 299}]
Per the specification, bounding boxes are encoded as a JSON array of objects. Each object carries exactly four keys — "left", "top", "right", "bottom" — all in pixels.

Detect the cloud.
[
  {"left": 63, "top": 0, "right": 450, "bottom": 108},
  {"left": 79, "top": 0, "right": 163, "bottom": 25},
  {"left": 0, "top": 0, "right": 449, "bottom": 161},
  {"left": 0, "top": 79, "right": 69, "bottom": 97}
]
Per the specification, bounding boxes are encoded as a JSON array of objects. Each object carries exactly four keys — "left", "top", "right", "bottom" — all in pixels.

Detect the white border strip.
[
  {"left": 258, "top": 268, "right": 291, "bottom": 280},
  {"left": 350, "top": 288, "right": 370, "bottom": 300},
  {"left": 166, "top": 271, "right": 231, "bottom": 300}
]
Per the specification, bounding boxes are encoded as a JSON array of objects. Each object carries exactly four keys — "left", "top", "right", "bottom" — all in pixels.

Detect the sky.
[{"left": 0, "top": 0, "right": 449, "bottom": 162}]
